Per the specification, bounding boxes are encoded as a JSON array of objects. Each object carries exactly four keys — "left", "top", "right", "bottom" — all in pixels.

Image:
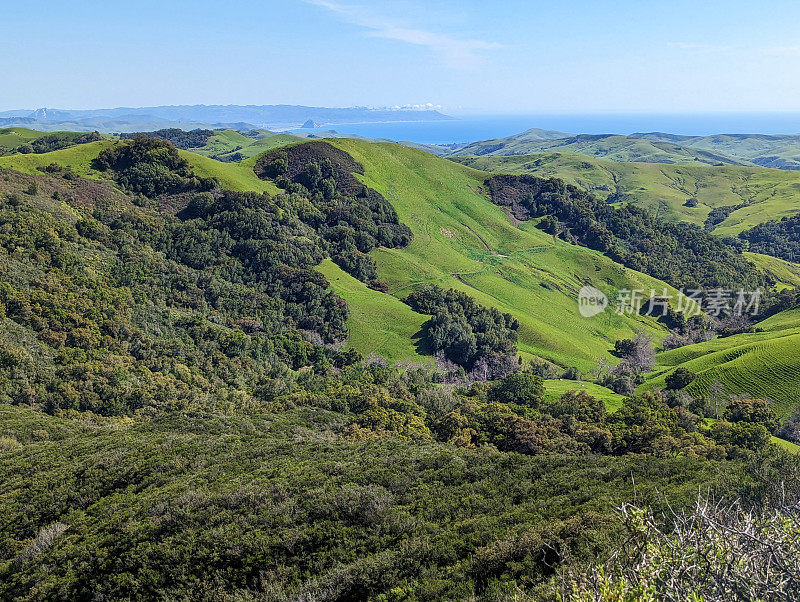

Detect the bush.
[
  {"left": 665, "top": 367, "right": 696, "bottom": 390},
  {"left": 488, "top": 372, "right": 544, "bottom": 408}
]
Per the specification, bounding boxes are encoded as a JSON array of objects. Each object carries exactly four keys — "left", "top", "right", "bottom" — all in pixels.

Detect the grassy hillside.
[
  {"left": 644, "top": 306, "right": 800, "bottom": 416},
  {"left": 744, "top": 252, "right": 800, "bottom": 290},
  {"left": 189, "top": 129, "right": 305, "bottom": 161},
  {"left": 456, "top": 152, "right": 800, "bottom": 233},
  {"left": 0, "top": 127, "right": 46, "bottom": 151},
  {"left": 324, "top": 139, "right": 681, "bottom": 371},
  {"left": 451, "top": 133, "right": 747, "bottom": 166},
  {"left": 0, "top": 140, "right": 113, "bottom": 178},
  {"left": 4, "top": 135, "right": 798, "bottom": 388},
  {"left": 316, "top": 259, "right": 430, "bottom": 363},
  {"left": 542, "top": 379, "right": 627, "bottom": 412},
  {"left": 633, "top": 132, "right": 800, "bottom": 170}
]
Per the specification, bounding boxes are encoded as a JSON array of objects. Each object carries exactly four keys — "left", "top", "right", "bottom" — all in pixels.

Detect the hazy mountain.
[{"left": 0, "top": 104, "right": 452, "bottom": 133}]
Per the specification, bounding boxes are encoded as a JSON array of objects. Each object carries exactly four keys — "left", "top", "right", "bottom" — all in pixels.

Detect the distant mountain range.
[
  {"left": 441, "top": 128, "right": 800, "bottom": 170},
  {"left": 0, "top": 104, "right": 452, "bottom": 133}
]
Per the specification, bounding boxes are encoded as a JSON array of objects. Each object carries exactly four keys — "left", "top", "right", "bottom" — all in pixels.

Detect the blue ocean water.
[{"left": 291, "top": 113, "right": 800, "bottom": 145}]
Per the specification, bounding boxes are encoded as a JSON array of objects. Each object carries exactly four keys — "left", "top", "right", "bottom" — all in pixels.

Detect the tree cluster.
[
  {"left": 403, "top": 285, "right": 519, "bottom": 375},
  {"left": 486, "top": 174, "right": 763, "bottom": 290}
]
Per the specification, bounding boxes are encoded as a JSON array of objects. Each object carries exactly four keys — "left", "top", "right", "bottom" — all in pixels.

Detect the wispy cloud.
[
  {"left": 760, "top": 45, "right": 800, "bottom": 57},
  {"left": 304, "top": 0, "right": 499, "bottom": 68},
  {"left": 667, "top": 42, "right": 736, "bottom": 52}
]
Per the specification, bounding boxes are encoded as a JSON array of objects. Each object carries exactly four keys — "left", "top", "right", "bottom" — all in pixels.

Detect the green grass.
[
  {"left": 188, "top": 129, "right": 305, "bottom": 161},
  {"left": 325, "top": 139, "right": 679, "bottom": 371},
  {"left": 0, "top": 140, "right": 113, "bottom": 179},
  {"left": 316, "top": 259, "right": 430, "bottom": 363},
  {"left": 634, "top": 132, "right": 800, "bottom": 171},
  {"left": 543, "top": 379, "right": 627, "bottom": 412},
  {"left": 178, "top": 150, "right": 281, "bottom": 194},
  {"left": 457, "top": 152, "right": 800, "bottom": 234},
  {"left": 0, "top": 139, "right": 283, "bottom": 196},
  {"left": 643, "top": 305, "right": 800, "bottom": 416},
  {"left": 0, "top": 127, "right": 49, "bottom": 151},
  {"left": 745, "top": 252, "right": 800, "bottom": 290},
  {"left": 452, "top": 134, "right": 745, "bottom": 166},
  {"left": 771, "top": 436, "right": 800, "bottom": 452}
]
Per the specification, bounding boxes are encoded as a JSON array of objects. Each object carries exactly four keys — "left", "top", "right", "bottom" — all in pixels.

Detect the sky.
[{"left": 3, "top": 0, "right": 800, "bottom": 113}]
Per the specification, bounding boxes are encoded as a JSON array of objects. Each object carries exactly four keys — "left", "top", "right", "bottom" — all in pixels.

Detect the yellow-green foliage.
[
  {"left": 745, "top": 252, "right": 800, "bottom": 290},
  {"left": 542, "top": 379, "right": 627, "bottom": 412},
  {"left": 0, "top": 141, "right": 113, "bottom": 179}
]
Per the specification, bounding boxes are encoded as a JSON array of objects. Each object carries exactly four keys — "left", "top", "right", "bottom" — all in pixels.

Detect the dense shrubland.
[
  {"left": 94, "top": 135, "right": 216, "bottom": 196},
  {"left": 403, "top": 285, "right": 519, "bottom": 377},
  {"left": 740, "top": 212, "right": 800, "bottom": 262}
]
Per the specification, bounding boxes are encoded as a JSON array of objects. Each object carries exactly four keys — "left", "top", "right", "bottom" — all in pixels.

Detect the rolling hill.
[
  {"left": 644, "top": 304, "right": 800, "bottom": 417},
  {"left": 455, "top": 152, "right": 800, "bottom": 234},
  {"left": 1, "top": 131, "right": 800, "bottom": 600},
  {"left": 632, "top": 132, "right": 800, "bottom": 170},
  {"left": 449, "top": 131, "right": 749, "bottom": 165},
  {"left": 448, "top": 128, "right": 800, "bottom": 172},
  {"left": 321, "top": 139, "right": 684, "bottom": 371},
  {"left": 3, "top": 134, "right": 800, "bottom": 408}
]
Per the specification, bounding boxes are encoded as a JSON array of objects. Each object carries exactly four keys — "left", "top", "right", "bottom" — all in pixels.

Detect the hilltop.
[
  {"left": 632, "top": 132, "right": 800, "bottom": 170},
  {"left": 446, "top": 128, "right": 800, "bottom": 171}
]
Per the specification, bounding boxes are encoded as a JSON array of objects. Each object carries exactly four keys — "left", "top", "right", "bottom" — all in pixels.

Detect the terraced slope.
[
  {"left": 456, "top": 153, "right": 800, "bottom": 233},
  {"left": 321, "top": 139, "right": 680, "bottom": 371},
  {"left": 644, "top": 307, "right": 800, "bottom": 416}
]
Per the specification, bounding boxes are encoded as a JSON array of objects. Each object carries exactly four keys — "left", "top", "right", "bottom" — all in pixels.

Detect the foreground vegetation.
[{"left": 1, "top": 132, "right": 800, "bottom": 599}]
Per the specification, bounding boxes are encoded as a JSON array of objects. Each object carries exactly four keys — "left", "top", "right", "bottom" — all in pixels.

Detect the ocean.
[{"left": 290, "top": 112, "right": 800, "bottom": 145}]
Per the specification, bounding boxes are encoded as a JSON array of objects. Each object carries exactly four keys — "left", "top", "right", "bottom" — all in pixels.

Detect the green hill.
[
  {"left": 456, "top": 152, "right": 800, "bottom": 234},
  {"left": 323, "top": 139, "right": 681, "bottom": 371},
  {"left": 188, "top": 129, "right": 306, "bottom": 161},
  {"left": 449, "top": 129, "right": 800, "bottom": 171},
  {"left": 4, "top": 134, "right": 800, "bottom": 400},
  {"left": 316, "top": 259, "right": 430, "bottom": 363},
  {"left": 451, "top": 133, "right": 748, "bottom": 166},
  {"left": 644, "top": 305, "right": 800, "bottom": 416},
  {"left": 632, "top": 132, "right": 800, "bottom": 170},
  {"left": 2, "top": 131, "right": 800, "bottom": 600}
]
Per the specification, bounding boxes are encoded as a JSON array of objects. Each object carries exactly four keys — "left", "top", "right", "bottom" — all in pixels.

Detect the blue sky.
[{"left": 3, "top": 0, "right": 800, "bottom": 112}]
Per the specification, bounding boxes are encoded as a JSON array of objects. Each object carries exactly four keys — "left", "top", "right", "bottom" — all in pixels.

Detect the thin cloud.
[
  {"left": 667, "top": 42, "right": 736, "bottom": 52},
  {"left": 304, "top": 0, "right": 499, "bottom": 68},
  {"left": 760, "top": 45, "right": 800, "bottom": 57}
]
